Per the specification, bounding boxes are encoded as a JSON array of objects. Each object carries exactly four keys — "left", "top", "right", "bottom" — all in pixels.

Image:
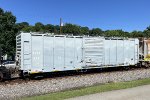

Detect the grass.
[{"left": 22, "top": 78, "right": 150, "bottom": 100}]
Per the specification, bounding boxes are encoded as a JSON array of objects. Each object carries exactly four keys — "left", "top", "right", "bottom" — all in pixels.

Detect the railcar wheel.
[{"left": 0, "top": 71, "right": 4, "bottom": 82}]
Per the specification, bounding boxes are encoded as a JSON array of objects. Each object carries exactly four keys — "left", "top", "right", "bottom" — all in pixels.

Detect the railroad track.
[
  {"left": 0, "top": 66, "right": 150, "bottom": 100},
  {"left": 0, "top": 66, "right": 147, "bottom": 86}
]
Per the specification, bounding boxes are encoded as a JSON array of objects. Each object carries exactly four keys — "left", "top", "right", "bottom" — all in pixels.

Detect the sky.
[{"left": 0, "top": 0, "right": 150, "bottom": 32}]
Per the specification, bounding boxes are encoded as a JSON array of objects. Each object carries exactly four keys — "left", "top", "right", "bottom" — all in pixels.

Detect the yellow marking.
[
  {"left": 144, "top": 58, "right": 150, "bottom": 61},
  {"left": 52, "top": 70, "right": 60, "bottom": 72},
  {"left": 75, "top": 68, "right": 80, "bottom": 70},
  {"left": 30, "top": 71, "right": 43, "bottom": 74}
]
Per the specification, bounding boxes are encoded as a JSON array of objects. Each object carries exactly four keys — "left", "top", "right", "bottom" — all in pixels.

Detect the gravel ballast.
[{"left": 1, "top": 69, "right": 150, "bottom": 100}]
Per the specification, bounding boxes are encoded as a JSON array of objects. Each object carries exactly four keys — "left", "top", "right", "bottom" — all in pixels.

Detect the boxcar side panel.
[
  {"left": 135, "top": 39, "right": 139, "bottom": 63},
  {"left": 74, "top": 38, "right": 83, "bottom": 69},
  {"left": 104, "top": 39, "right": 122, "bottom": 66},
  {"left": 104, "top": 40, "right": 110, "bottom": 65},
  {"left": 83, "top": 38, "right": 104, "bottom": 67},
  {"left": 104, "top": 39, "right": 139, "bottom": 67},
  {"left": 43, "top": 36, "right": 54, "bottom": 72},
  {"left": 21, "top": 33, "right": 32, "bottom": 71},
  {"left": 53, "top": 37, "right": 65, "bottom": 71},
  {"left": 31, "top": 36, "right": 43, "bottom": 72},
  {"left": 109, "top": 40, "right": 117, "bottom": 65},
  {"left": 126, "top": 40, "right": 134, "bottom": 65},
  {"left": 116, "top": 40, "right": 124, "bottom": 65},
  {"left": 65, "top": 38, "right": 75, "bottom": 70},
  {"left": 124, "top": 40, "right": 130, "bottom": 65}
]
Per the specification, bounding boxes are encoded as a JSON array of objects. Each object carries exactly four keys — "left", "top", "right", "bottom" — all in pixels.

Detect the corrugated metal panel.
[
  {"left": 104, "top": 39, "right": 139, "bottom": 67},
  {"left": 43, "top": 36, "right": 54, "bottom": 71},
  {"left": 43, "top": 36, "right": 83, "bottom": 72},
  {"left": 124, "top": 40, "right": 134, "bottom": 65},
  {"left": 23, "top": 41, "right": 31, "bottom": 70},
  {"left": 83, "top": 37, "right": 104, "bottom": 67},
  {"left": 30, "top": 35, "right": 83, "bottom": 72},
  {"left": 31, "top": 35, "right": 43, "bottom": 72},
  {"left": 21, "top": 33, "right": 32, "bottom": 71},
  {"left": 73, "top": 38, "right": 83, "bottom": 69},
  {"left": 65, "top": 38, "right": 75, "bottom": 70},
  {"left": 116, "top": 40, "right": 124, "bottom": 65},
  {"left": 64, "top": 37, "right": 83, "bottom": 70},
  {"left": 53, "top": 37, "right": 65, "bottom": 70},
  {"left": 109, "top": 40, "right": 117, "bottom": 65}
]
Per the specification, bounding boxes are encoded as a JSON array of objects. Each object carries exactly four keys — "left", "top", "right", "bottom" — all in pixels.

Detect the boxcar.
[{"left": 16, "top": 32, "right": 139, "bottom": 76}]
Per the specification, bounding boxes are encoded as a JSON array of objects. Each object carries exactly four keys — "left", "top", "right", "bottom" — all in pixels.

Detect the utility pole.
[{"left": 60, "top": 18, "right": 63, "bottom": 34}]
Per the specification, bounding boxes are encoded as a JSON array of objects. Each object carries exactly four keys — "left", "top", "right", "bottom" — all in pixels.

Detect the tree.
[
  {"left": 21, "top": 25, "right": 34, "bottom": 32},
  {"left": 89, "top": 28, "right": 103, "bottom": 36},
  {"left": 104, "top": 30, "right": 129, "bottom": 37},
  {"left": 0, "top": 8, "right": 17, "bottom": 59},
  {"left": 44, "top": 24, "right": 55, "bottom": 33},
  {"left": 62, "top": 23, "right": 81, "bottom": 35},
  {"left": 16, "top": 22, "right": 29, "bottom": 31},
  {"left": 104, "top": 30, "right": 116, "bottom": 37},
  {"left": 147, "top": 26, "right": 150, "bottom": 30},
  {"left": 54, "top": 25, "right": 60, "bottom": 34},
  {"left": 143, "top": 26, "right": 150, "bottom": 38},
  {"left": 80, "top": 27, "right": 89, "bottom": 35},
  {"left": 130, "top": 31, "right": 143, "bottom": 38},
  {"left": 34, "top": 22, "right": 45, "bottom": 32}
]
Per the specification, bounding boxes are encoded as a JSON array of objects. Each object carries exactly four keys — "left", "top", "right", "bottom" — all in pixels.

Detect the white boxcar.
[{"left": 16, "top": 32, "right": 139, "bottom": 74}]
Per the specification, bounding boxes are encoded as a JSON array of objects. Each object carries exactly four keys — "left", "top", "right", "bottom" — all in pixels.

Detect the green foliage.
[
  {"left": 44, "top": 24, "right": 55, "bottom": 33},
  {"left": 14, "top": 21, "right": 147, "bottom": 38},
  {"left": 54, "top": 25, "right": 60, "bottom": 34},
  {"left": 16, "top": 22, "right": 29, "bottom": 31},
  {"left": 143, "top": 26, "right": 150, "bottom": 38},
  {"left": 90, "top": 28, "right": 103, "bottom": 36},
  {"left": 21, "top": 26, "right": 35, "bottom": 32},
  {"left": 104, "top": 30, "right": 129, "bottom": 37},
  {"left": 80, "top": 27, "right": 89, "bottom": 35},
  {"left": 0, "top": 8, "right": 17, "bottom": 58},
  {"left": 34, "top": 22, "right": 45, "bottom": 32},
  {"left": 62, "top": 23, "right": 81, "bottom": 35},
  {"left": 130, "top": 31, "right": 143, "bottom": 38}
]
